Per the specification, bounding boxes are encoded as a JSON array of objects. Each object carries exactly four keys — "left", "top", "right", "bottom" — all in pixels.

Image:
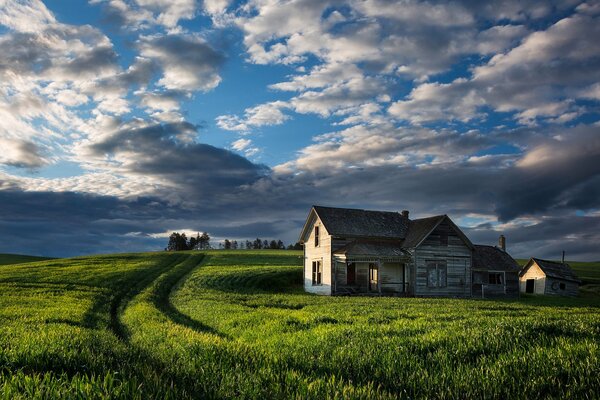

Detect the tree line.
[{"left": 166, "top": 232, "right": 302, "bottom": 251}]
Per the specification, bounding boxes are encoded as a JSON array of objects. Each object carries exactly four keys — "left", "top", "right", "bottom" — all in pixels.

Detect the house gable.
[{"left": 407, "top": 215, "right": 474, "bottom": 250}]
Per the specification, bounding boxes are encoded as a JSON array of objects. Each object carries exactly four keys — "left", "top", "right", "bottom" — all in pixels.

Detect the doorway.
[
  {"left": 525, "top": 279, "right": 535, "bottom": 293},
  {"left": 369, "top": 263, "right": 378, "bottom": 291},
  {"left": 346, "top": 263, "right": 356, "bottom": 285}
]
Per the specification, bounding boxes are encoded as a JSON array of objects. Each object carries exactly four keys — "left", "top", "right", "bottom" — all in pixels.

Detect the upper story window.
[{"left": 314, "top": 226, "right": 320, "bottom": 247}]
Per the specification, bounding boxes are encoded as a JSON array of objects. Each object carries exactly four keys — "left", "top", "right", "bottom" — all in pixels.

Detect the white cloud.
[
  {"left": 138, "top": 34, "right": 224, "bottom": 91},
  {"left": 217, "top": 101, "right": 289, "bottom": 132}
]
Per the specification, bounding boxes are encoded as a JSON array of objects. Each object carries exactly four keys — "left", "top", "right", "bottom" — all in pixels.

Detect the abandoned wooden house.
[
  {"left": 519, "top": 258, "right": 580, "bottom": 297},
  {"left": 299, "top": 205, "right": 519, "bottom": 298}
]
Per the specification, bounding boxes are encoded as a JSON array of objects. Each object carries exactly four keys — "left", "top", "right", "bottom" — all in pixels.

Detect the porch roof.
[{"left": 333, "top": 240, "right": 410, "bottom": 259}]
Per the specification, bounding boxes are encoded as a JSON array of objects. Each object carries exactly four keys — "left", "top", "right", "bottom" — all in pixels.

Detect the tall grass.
[{"left": 0, "top": 250, "right": 598, "bottom": 398}]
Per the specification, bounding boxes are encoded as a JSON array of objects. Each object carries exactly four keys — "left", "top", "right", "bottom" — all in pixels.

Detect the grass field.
[
  {"left": 0, "top": 251, "right": 599, "bottom": 399},
  {"left": 0, "top": 254, "right": 53, "bottom": 266}
]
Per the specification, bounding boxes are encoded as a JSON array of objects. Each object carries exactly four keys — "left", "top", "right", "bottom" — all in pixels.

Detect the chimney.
[
  {"left": 401, "top": 210, "right": 409, "bottom": 219},
  {"left": 499, "top": 235, "right": 506, "bottom": 251},
  {"left": 562, "top": 250, "right": 565, "bottom": 264}
]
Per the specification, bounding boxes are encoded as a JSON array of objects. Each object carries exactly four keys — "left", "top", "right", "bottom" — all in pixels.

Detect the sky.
[{"left": 0, "top": 0, "right": 599, "bottom": 259}]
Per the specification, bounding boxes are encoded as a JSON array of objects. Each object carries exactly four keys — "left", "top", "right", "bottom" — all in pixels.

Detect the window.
[
  {"left": 314, "top": 226, "right": 320, "bottom": 247},
  {"left": 426, "top": 261, "right": 447, "bottom": 288},
  {"left": 559, "top": 282, "right": 566, "bottom": 290},
  {"left": 312, "top": 261, "right": 322, "bottom": 285},
  {"left": 489, "top": 272, "right": 503, "bottom": 285},
  {"left": 473, "top": 272, "right": 483, "bottom": 284}
]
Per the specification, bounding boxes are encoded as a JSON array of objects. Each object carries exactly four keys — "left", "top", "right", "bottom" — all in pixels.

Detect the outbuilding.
[{"left": 519, "top": 258, "right": 580, "bottom": 297}]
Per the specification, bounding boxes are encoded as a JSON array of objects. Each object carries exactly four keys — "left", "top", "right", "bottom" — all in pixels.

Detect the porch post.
[{"left": 377, "top": 259, "right": 382, "bottom": 294}]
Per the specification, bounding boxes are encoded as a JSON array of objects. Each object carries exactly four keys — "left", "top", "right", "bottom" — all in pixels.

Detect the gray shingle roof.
[
  {"left": 472, "top": 245, "right": 520, "bottom": 271},
  {"left": 529, "top": 258, "right": 581, "bottom": 283},
  {"left": 333, "top": 240, "right": 410, "bottom": 258},
  {"left": 313, "top": 205, "right": 408, "bottom": 239},
  {"left": 401, "top": 215, "right": 446, "bottom": 248}
]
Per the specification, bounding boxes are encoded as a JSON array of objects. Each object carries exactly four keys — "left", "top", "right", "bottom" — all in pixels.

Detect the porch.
[{"left": 332, "top": 240, "right": 412, "bottom": 295}]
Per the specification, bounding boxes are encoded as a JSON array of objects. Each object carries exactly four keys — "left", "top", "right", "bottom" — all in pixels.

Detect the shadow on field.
[{"left": 197, "top": 268, "right": 304, "bottom": 295}]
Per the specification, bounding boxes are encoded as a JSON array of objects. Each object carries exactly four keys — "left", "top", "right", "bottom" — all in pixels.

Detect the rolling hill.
[{"left": 0, "top": 250, "right": 598, "bottom": 398}]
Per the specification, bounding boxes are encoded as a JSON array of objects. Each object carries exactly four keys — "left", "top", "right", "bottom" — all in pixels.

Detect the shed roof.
[
  {"left": 472, "top": 245, "right": 520, "bottom": 272},
  {"left": 333, "top": 240, "right": 410, "bottom": 258},
  {"left": 526, "top": 258, "right": 581, "bottom": 283},
  {"left": 312, "top": 205, "right": 409, "bottom": 239}
]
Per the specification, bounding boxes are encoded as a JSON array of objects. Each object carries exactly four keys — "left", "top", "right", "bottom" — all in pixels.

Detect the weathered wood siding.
[
  {"left": 380, "top": 262, "right": 406, "bottom": 293},
  {"left": 519, "top": 262, "right": 546, "bottom": 295},
  {"left": 544, "top": 277, "right": 579, "bottom": 297},
  {"left": 413, "top": 220, "right": 472, "bottom": 297},
  {"left": 472, "top": 271, "right": 519, "bottom": 298},
  {"left": 303, "top": 216, "right": 332, "bottom": 295}
]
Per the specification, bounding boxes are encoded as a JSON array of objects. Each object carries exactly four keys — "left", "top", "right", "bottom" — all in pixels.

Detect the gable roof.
[
  {"left": 333, "top": 239, "right": 410, "bottom": 258},
  {"left": 525, "top": 258, "right": 581, "bottom": 283},
  {"left": 299, "top": 205, "right": 409, "bottom": 242},
  {"left": 472, "top": 245, "right": 520, "bottom": 272},
  {"left": 402, "top": 215, "right": 474, "bottom": 249}
]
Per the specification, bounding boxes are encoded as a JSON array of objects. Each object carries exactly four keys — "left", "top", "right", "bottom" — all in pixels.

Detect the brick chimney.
[
  {"left": 401, "top": 210, "right": 409, "bottom": 219},
  {"left": 499, "top": 235, "right": 506, "bottom": 251}
]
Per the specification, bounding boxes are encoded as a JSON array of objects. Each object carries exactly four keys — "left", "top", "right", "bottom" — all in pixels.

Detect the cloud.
[
  {"left": 91, "top": 0, "right": 198, "bottom": 29},
  {"left": 216, "top": 101, "right": 289, "bottom": 132},
  {"left": 138, "top": 34, "right": 225, "bottom": 91},
  {"left": 0, "top": 138, "right": 48, "bottom": 169}
]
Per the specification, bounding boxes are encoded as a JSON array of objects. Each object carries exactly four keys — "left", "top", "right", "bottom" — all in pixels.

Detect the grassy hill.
[
  {"left": 0, "top": 253, "right": 53, "bottom": 265},
  {"left": 0, "top": 250, "right": 599, "bottom": 398}
]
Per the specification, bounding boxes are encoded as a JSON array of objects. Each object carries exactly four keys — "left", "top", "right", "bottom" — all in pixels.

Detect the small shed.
[
  {"left": 472, "top": 245, "right": 520, "bottom": 298},
  {"left": 519, "top": 258, "right": 580, "bottom": 297}
]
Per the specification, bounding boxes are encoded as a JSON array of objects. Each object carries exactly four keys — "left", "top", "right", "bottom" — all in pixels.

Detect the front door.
[
  {"left": 347, "top": 263, "right": 356, "bottom": 285},
  {"left": 369, "top": 263, "right": 378, "bottom": 291},
  {"left": 526, "top": 279, "right": 535, "bottom": 293}
]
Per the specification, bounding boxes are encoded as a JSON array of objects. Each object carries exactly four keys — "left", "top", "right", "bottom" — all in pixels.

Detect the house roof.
[
  {"left": 401, "top": 215, "right": 445, "bottom": 248},
  {"left": 472, "top": 245, "right": 520, "bottom": 272},
  {"left": 401, "top": 215, "right": 474, "bottom": 249},
  {"left": 526, "top": 258, "right": 581, "bottom": 283},
  {"left": 311, "top": 205, "right": 409, "bottom": 239},
  {"left": 333, "top": 240, "right": 410, "bottom": 258}
]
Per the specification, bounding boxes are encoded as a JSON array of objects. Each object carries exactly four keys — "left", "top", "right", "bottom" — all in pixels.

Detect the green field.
[
  {"left": 0, "top": 254, "right": 53, "bottom": 266},
  {"left": 0, "top": 251, "right": 599, "bottom": 399}
]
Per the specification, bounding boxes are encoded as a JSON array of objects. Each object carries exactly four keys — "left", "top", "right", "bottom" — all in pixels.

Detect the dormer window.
[{"left": 314, "top": 226, "right": 320, "bottom": 247}]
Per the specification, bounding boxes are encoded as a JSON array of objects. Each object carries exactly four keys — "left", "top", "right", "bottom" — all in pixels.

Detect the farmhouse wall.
[{"left": 413, "top": 220, "right": 471, "bottom": 297}]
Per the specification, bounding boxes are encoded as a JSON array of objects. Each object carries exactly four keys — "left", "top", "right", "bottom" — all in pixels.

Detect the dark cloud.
[
  {"left": 87, "top": 121, "right": 269, "bottom": 200},
  {"left": 0, "top": 139, "right": 47, "bottom": 169}
]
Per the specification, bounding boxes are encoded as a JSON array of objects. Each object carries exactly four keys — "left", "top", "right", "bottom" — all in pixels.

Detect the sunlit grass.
[{"left": 0, "top": 250, "right": 598, "bottom": 398}]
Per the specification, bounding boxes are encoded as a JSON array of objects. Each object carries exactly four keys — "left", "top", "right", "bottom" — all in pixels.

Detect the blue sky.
[{"left": 0, "top": 0, "right": 599, "bottom": 259}]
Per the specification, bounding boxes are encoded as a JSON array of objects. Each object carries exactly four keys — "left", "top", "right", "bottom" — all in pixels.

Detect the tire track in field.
[
  {"left": 149, "top": 254, "right": 227, "bottom": 337},
  {"left": 109, "top": 253, "right": 190, "bottom": 340}
]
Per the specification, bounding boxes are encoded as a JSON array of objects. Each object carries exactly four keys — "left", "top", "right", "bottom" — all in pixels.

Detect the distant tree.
[
  {"left": 269, "top": 240, "right": 278, "bottom": 249},
  {"left": 167, "top": 232, "right": 179, "bottom": 251},
  {"left": 263, "top": 239, "right": 269, "bottom": 249},
  {"left": 189, "top": 235, "right": 198, "bottom": 250},
  {"left": 246, "top": 240, "right": 252, "bottom": 250},
  {"left": 166, "top": 232, "right": 189, "bottom": 251},
  {"left": 231, "top": 240, "right": 238, "bottom": 250},
  {"left": 277, "top": 240, "right": 285, "bottom": 249},
  {"left": 224, "top": 239, "right": 232, "bottom": 250},
  {"left": 253, "top": 238, "right": 262, "bottom": 249},
  {"left": 292, "top": 242, "right": 302, "bottom": 250},
  {"left": 286, "top": 244, "right": 294, "bottom": 250},
  {"left": 198, "top": 232, "right": 211, "bottom": 249}
]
